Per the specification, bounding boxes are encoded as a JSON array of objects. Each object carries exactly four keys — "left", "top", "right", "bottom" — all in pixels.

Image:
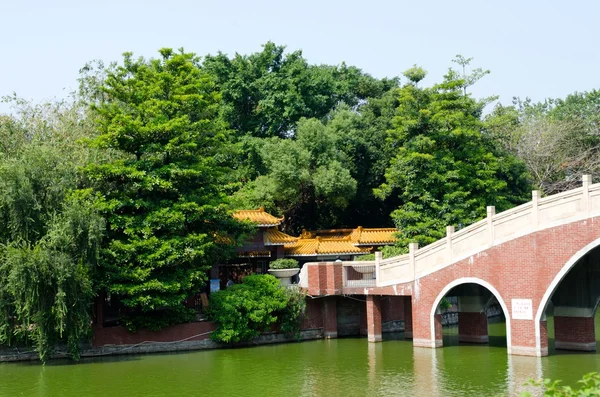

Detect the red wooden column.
[{"left": 366, "top": 295, "right": 382, "bottom": 342}]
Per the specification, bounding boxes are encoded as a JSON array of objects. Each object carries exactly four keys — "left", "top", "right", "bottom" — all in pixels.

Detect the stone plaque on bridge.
[{"left": 511, "top": 299, "right": 533, "bottom": 320}]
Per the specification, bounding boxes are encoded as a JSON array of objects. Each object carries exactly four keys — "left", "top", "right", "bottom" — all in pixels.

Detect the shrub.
[
  {"left": 269, "top": 258, "right": 300, "bottom": 269},
  {"left": 208, "top": 274, "right": 306, "bottom": 343}
]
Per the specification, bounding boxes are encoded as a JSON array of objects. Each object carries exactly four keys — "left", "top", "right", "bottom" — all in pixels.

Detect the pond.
[{"left": 1, "top": 317, "right": 599, "bottom": 396}]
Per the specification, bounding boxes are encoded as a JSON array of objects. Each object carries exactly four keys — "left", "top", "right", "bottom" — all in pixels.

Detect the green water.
[{"left": 1, "top": 319, "right": 599, "bottom": 397}]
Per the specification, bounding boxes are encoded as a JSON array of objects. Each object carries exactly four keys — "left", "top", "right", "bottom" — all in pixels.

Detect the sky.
[{"left": 1, "top": 0, "right": 599, "bottom": 114}]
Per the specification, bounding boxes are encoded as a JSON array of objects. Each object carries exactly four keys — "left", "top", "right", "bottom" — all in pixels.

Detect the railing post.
[
  {"left": 531, "top": 190, "right": 540, "bottom": 230},
  {"left": 487, "top": 206, "right": 496, "bottom": 247},
  {"left": 342, "top": 262, "right": 348, "bottom": 288},
  {"left": 409, "top": 242, "right": 419, "bottom": 280},
  {"left": 375, "top": 251, "right": 382, "bottom": 287},
  {"left": 582, "top": 174, "right": 592, "bottom": 214},
  {"left": 446, "top": 225, "right": 454, "bottom": 264}
]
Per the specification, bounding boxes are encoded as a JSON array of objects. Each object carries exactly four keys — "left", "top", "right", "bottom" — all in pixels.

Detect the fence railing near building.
[{"left": 342, "top": 262, "right": 376, "bottom": 288}]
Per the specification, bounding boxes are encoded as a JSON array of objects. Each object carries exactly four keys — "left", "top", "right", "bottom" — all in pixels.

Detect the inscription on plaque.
[{"left": 512, "top": 298, "right": 533, "bottom": 320}]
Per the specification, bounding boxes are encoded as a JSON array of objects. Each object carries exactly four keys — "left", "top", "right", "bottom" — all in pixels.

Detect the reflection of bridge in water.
[{"left": 301, "top": 175, "right": 600, "bottom": 356}]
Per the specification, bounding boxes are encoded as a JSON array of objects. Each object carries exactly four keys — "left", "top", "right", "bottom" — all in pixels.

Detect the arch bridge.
[{"left": 302, "top": 175, "right": 600, "bottom": 356}]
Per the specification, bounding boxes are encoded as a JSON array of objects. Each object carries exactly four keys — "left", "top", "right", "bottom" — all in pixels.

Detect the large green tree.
[
  {"left": 203, "top": 42, "right": 397, "bottom": 139},
  {"left": 376, "top": 62, "right": 530, "bottom": 248},
  {"left": 86, "top": 49, "right": 249, "bottom": 325}
]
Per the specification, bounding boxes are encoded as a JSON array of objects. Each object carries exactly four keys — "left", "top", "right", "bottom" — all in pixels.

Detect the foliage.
[
  {"left": 438, "top": 297, "right": 452, "bottom": 311},
  {"left": 232, "top": 117, "right": 358, "bottom": 233},
  {"left": 0, "top": 97, "right": 104, "bottom": 361},
  {"left": 203, "top": 41, "right": 397, "bottom": 139},
  {"left": 521, "top": 372, "right": 600, "bottom": 396},
  {"left": 376, "top": 59, "right": 531, "bottom": 248},
  {"left": 323, "top": 106, "right": 399, "bottom": 228},
  {"left": 208, "top": 274, "right": 305, "bottom": 343},
  {"left": 206, "top": 43, "right": 400, "bottom": 230},
  {"left": 269, "top": 258, "right": 299, "bottom": 269},
  {"left": 279, "top": 287, "right": 306, "bottom": 339},
  {"left": 85, "top": 49, "right": 251, "bottom": 326},
  {"left": 486, "top": 91, "right": 600, "bottom": 195}
]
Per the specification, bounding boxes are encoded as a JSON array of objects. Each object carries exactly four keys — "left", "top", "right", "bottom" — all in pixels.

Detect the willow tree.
[
  {"left": 376, "top": 62, "right": 530, "bottom": 249},
  {"left": 0, "top": 98, "right": 104, "bottom": 361},
  {"left": 86, "top": 49, "right": 249, "bottom": 329}
]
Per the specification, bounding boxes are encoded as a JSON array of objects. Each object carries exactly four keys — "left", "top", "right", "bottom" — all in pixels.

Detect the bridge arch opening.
[
  {"left": 536, "top": 238, "right": 600, "bottom": 355},
  {"left": 430, "top": 278, "right": 512, "bottom": 353}
]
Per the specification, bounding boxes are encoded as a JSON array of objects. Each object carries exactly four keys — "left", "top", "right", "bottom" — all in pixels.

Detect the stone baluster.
[
  {"left": 409, "top": 242, "right": 418, "bottom": 280},
  {"left": 531, "top": 190, "right": 540, "bottom": 229},
  {"left": 446, "top": 225, "right": 454, "bottom": 264},
  {"left": 487, "top": 206, "right": 496, "bottom": 247},
  {"left": 582, "top": 174, "right": 592, "bottom": 214},
  {"left": 375, "top": 251, "right": 382, "bottom": 287}
]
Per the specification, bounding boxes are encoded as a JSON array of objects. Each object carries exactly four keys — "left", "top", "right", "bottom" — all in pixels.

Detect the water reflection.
[
  {"left": 413, "top": 347, "right": 438, "bottom": 396},
  {"left": 508, "top": 354, "right": 543, "bottom": 396}
]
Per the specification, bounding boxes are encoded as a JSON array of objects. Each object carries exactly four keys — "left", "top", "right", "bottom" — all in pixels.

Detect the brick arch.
[
  {"left": 429, "top": 277, "right": 512, "bottom": 354},
  {"left": 534, "top": 236, "right": 600, "bottom": 356},
  {"left": 406, "top": 216, "right": 600, "bottom": 356}
]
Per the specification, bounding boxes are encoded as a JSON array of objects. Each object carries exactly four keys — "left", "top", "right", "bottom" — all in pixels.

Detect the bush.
[
  {"left": 269, "top": 258, "right": 300, "bottom": 269},
  {"left": 208, "top": 274, "right": 306, "bottom": 343}
]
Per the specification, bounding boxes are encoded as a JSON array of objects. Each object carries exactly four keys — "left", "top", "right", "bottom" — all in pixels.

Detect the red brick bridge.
[{"left": 300, "top": 175, "right": 600, "bottom": 356}]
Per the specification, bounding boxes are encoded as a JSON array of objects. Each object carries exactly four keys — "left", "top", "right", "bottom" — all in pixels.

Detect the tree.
[
  {"left": 232, "top": 117, "right": 358, "bottom": 233},
  {"left": 376, "top": 62, "right": 530, "bottom": 248},
  {"left": 86, "top": 49, "right": 250, "bottom": 327},
  {"left": 486, "top": 91, "right": 600, "bottom": 195},
  {"left": 320, "top": 105, "right": 398, "bottom": 228},
  {"left": 202, "top": 43, "right": 400, "bottom": 230},
  {"left": 0, "top": 97, "right": 104, "bottom": 361},
  {"left": 203, "top": 42, "right": 397, "bottom": 139}
]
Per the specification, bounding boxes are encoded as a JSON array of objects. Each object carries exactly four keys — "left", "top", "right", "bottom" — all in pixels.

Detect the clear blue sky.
[{"left": 1, "top": 0, "right": 599, "bottom": 113}]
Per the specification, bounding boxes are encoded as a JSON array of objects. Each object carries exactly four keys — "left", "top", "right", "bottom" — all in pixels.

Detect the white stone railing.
[
  {"left": 371, "top": 175, "right": 600, "bottom": 287},
  {"left": 342, "top": 262, "right": 377, "bottom": 288}
]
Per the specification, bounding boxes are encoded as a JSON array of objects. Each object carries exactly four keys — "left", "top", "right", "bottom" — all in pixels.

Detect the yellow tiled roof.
[
  {"left": 233, "top": 207, "right": 284, "bottom": 227},
  {"left": 263, "top": 228, "right": 298, "bottom": 245},
  {"left": 301, "top": 226, "right": 398, "bottom": 246},
  {"left": 284, "top": 237, "right": 372, "bottom": 256},
  {"left": 355, "top": 227, "right": 398, "bottom": 245}
]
